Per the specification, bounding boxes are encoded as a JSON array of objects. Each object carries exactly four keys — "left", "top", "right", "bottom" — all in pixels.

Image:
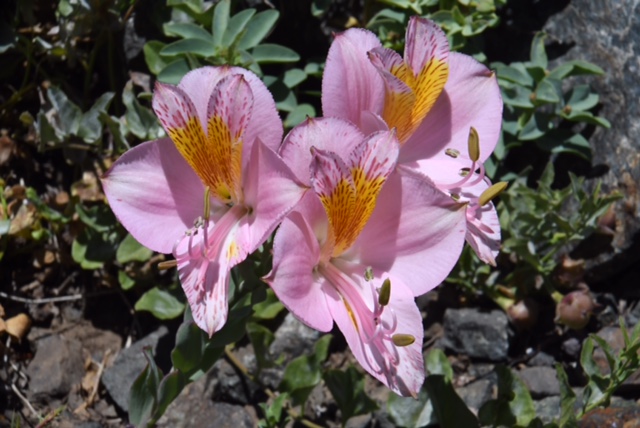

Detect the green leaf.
[
  {"left": 555, "top": 364, "right": 578, "bottom": 427},
  {"left": 425, "top": 375, "right": 480, "bottom": 428},
  {"left": 163, "top": 22, "right": 212, "bottom": 42},
  {"left": 160, "top": 38, "right": 216, "bottom": 57},
  {"left": 251, "top": 44, "right": 300, "bottom": 64},
  {"left": 478, "top": 366, "right": 535, "bottom": 427},
  {"left": 128, "top": 348, "right": 163, "bottom": 426},
  {"left": 47, "top": 86, "right": 82, "bottom": 136},
  {"left": 564, "top": 85, "right": 599, "bottom": 111},
  {"left": 144, "top": 41, "right": 170, "bottom": 76},
  {"left": 153, "top": 371, "right": 187, "bottom": 424},
  {"left": 252, "top": 289, "right": 285, "bottom": 320},
  {"left": 135, "top": 287, "right": 185, "bottom": 320},
  {"left": 122, "top": 81, "right": 160, "bottom": 140},
  {"left": 118, "top": 270, "right": 136, "bottom": 291},
  {"left": 158, "top": 58, "right": 192, "bottom": 84},
  {"left": 279, "top": 334, "right": 332, "bottom": 405},
  {"left": 238, "top": 10, "right": 280, "bottom": 49},
  {"left": 387, "top": 387, "right": 436, "bottom": 427},
  {"left": 78, "top": 92, "right": 114, "bottom": 144},
  {"left": 311, "top": 0, "right": 331, "bottom": 17},
  {"left": 284, "top": 104, "right": 315, "bottom": 128},
  {"left": 171, "top": 321, "right": 206, "bottom": 373},
  {"left": 211, "top": 0, "right": 230, "bottom": 47},
  {"left": 324, "top": 366, "right": 378, "bottom": 423},
  {"left": 74, "top": 204, "right": 115, "bottom": 232},
  {"left": 535, "top": 79, "right": 560, "bottom": 104},
  {"left": 222, "top": 9, "right": 256, "bottom": 47},
  {"left": 530, "top": 32, "right": 548, "bottom": 69},
  {"left": 519, "top": 113, "right": 551, "bottom": 141},
  {"left": 282, "top": 68, "right": 307, "bottom": 88},
  {"left": 246, "top": 322, "right": 275, "bottom": 371},
  {"left": 116, "top": 233, "right": 153, "bottom": 264},
  {"left": 71, "top": 228, "right": 116, "bottom": 270},
  {"left": 425, "top": 348, "right": 454, "bottom": 382}
]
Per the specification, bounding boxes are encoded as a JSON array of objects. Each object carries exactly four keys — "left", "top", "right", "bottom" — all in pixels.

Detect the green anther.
[
  {"left": 468, "top": 127, "right": 480, "bottom": 162},
  {"left": 364, "top": 267, "right": 374, "bottom": 281},
  {"left": 203, "top": 186, "right": 211, "bottom": 221},
  {"left": 478, "top": 181, "right": 508, "bottom": 206},
  {"left": 450, "top": 193, "right": 461, "bottom": 202},
  {"left": 392, "top": 334, "right": 415, "bottom": 347},
  {"left": 378, "top": 278, "right": 391, "bottom": 306}
]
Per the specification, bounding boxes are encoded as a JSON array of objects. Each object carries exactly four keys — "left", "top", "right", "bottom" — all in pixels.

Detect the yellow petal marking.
[
  {"left": 383, "top": 58, "right": 449, "bottom": 144},
  {"left": 319, "top": 168, "right": 387, "bottom": 258},
  {"left": 168, "top": 115, "right": 243, "bottom": 204}
]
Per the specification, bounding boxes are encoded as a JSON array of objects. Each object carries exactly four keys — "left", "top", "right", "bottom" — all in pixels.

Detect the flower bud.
[
  {"left": 507, "top": 298, "right": 539, "bottom": 330},
  {"left": 555, "top": 290, "right": 596, "bottom": 330}
]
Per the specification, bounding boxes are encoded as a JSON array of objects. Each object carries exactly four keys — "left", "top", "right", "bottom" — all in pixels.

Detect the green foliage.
[
  {"left": 324, "top": 366, "right": 378, "bottom": 424},
  {"left": 490, "top": 33, "right": 610, "bottom": 177},
  {"left": 134, "top": 287, "right": 185, "bottom": 320},
  {"left": 258, "top": 393, "right": 290, "bottom": 428},
  {"left": 478, "top": 365, "right": 535, "bottom": 427},
  {"left": 367, "top": 0, "right": 505, "bottom": 57}
]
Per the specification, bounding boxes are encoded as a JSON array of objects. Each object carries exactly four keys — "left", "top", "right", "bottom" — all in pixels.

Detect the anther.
[
  {"left": 450, "top": 193, "right": 461, "bottom": 202},
  {"left": 157, "top": 260, "right": 178, "bottom": 270},
  {"left": 478, "top": 181, "right": 508, "bottom": 206},
  {"left": 364, "top": 267, "right": 374, "bottom": 281},
  {"left": 378, "top": 278, "right": 391, "bottom": 306},
  {"left": 459, "top": 168, "right": 470, "bottom": 177},
  {"left": 392, "top": 334, "right": 415, "bottom": 347},
  {"left": 468, "top": 127, "right": 480, "bottom": 162},
  {"left": 203, "top": 186, "right": 211, "bottom": 221},
  {"left": 445, "top": 148, "right": 460, "bottom": 158}
]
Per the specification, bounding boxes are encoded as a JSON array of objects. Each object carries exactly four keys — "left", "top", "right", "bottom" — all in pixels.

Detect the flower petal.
[
  {"left": 324, "top": 268, "right": 425, "bottom": 396},
  {"left": 404, "top": 16, "right": 449, "bottom": 78},
  {"left": 349, "top": 169, "right": 467, "bottom": 296},
  {"left": 101, "top": 138, "right": 205, "bottom": 254},
  {"left": 265, "top": 210, "right": 334, "bottom": 332},
  {"left": 322, "top": 28, "right": 385, "bottom": 128},
  {"left": 178, "top": 66, "right": 283, "bottom": 154},
  {"left": 280, "top": 117, "right": 364, "bottom": 185},
  {"left": 400, "top": 52, "right": 502, "bottom": 165},
  {"left": 235, "top": 138, "right": 307, "bottom": 255}
]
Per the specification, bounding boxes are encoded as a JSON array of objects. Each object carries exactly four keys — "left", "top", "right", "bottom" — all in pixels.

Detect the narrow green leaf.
[
  {"left": 144, "top": 41, "right": 170, "bottom": 76},
  {"left": 530, "top": 32, "right": 548, "bottom": 69},
  {"left": 324, "top": 367, "right": 378, "bottom": 422},
  {"left": 238, "top": 10, "right": 279, "bottom": 49},
  {"left": 425, "top": 348, "right": 454, "bottom": 382},
  {"left": 163, "top": 22, "right": 212, "bottom": 41},
  {"left": 160, "top": 38, "right": 216, "bottom": 57},
  {"left": 222, "top": 9, "right": 256, "bottom": 47},
  {"left": 425, "top": 374, "right": 480, "bottom": 428},
  {"left": 158, "top": 58, "right": 191, "bottom": 84},
  {"left": 251, "top": 44, "right": 300, "bottom": 64},
  {"left": 47, "top": 86, "right": 82, "bottom": 135},
  {"left": 211, "top": 0, "right": 230, "bottom": 47},
  {"left": 555, "top": 364, "right": 578, "bottom": 427}
]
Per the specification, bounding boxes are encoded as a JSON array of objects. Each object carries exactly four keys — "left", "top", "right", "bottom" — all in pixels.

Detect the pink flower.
[
  {"left": 102, "top": 66, "right": 306, "bottom": 336},
  {"left": 322, "top": 17, "right": 504, "bottom": 265},
  {"left": 266, "top": 118, "right": 466, "bottom": 396}
]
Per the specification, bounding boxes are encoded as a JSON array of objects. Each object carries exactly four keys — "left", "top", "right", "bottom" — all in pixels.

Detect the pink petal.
[
  {"left": 152, "top": 81, "right": 201, "bottom": 138},
  {"left": 460, "top": 179, "right": 501, "bottom": 265},
  {"left": 400, "top": 52, "right": 503, "bottom": 164},
  {"left": 207, "top": 74, "right": 253, "bottom": 144},
  {"left": 178, "top": 66, "right": 283, "bottom": 155},
  {"left": 348, "top": 129, "right": 399, "bottom": 179},
  {"left": 265, "top": 210, "right": 334, "bottom": 332},
  {"left": 368, "top": 47, "right": 413, "bottom": 95},
  {"left": 101, "top": 138, "right": 205, "bottom": 254},
  {"left": 235, "top": 139, "right": 307, "bottom": 255},
  {"left": 322, "top": 28, "right": 385, "bottom": 128},
  {"left": 324, "top": 266, "right": 425, "bottom": 396},
  {"left": 280, "top": 117, "right": 364, "bottom": 185},
  {"left": 348, "top": 169, "right": 467, "bottom": 296},
  {"left": 404, "top": 16, "right": 449, "bottom": 77}
]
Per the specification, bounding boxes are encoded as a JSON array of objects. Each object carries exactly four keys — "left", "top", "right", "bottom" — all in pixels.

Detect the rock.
[
  {"left": 544, "top": 0, "right": 640, "bottom": 283},
  {"left": 562, "top": 337, "right": 582, "bottom": 359},
  {"left": 210, "top": 345, "right": 261, "bottom": 405},
  {"left": 345, "top": 414, "right": 372, "bottom": 428},
  {"left": 159, "top": 374, "right": 255, "bottom": 428},
  {"left": 441, "top": 308, "right": 509, "bottom": 361},
  {"left": 528, "top": 351, "right": 556, "bottom": 367},
  {"left": 270, "top": 312, "right": 321, "bottom": 362},
  {"left": 533, "top": 396, "right": 561, "bottom": 424},
  {"left": 580, "top": 407, "right": 640, "bottom": 428},
  {"left": 516, "top": 366, "right": 560, "bottom": 398},
  {"left": 26, "top": 334, "right": 84, "bottom": 401},
  {"left": 101, "top": 326, "right": 169, "bottom": 413},
  {"left": 455, "top": 378, "right": 494, "bottom": 412}
]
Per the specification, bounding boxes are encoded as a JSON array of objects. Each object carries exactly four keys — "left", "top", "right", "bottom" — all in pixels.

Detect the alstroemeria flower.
[
  {"left": 102, "top": 66, "right": 306, "bottom": 336},
  {"left": 265, "top": 118, "right": 466, "bottom": 396},
  {"left": 322, "top": 17, "right": 504, "bottom": 265}
]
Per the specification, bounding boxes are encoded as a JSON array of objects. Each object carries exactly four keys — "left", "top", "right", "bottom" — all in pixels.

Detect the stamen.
[
  {"left": 392, "top": 334, "right": 415, "bottom": 347},
  {"left": 203, "top": 186, "right": 211, "bottom": 221},
  {"left": 467, "top": 127, "right": 480, "bottom": 162},
  {"left": 450, "top": 193, "right": 461, "bottom": 202},
  {"left": 478, "top": 181, "right": 508, "bottom": 206},
  {"left": 459, "top": 168, "right": 470, "bottom": 177},
  {"left": 364, "top": 267, "right": 374, "bottom": 282},
  {"left": 378, "top": 278, "right": 391, "bottom": 306},
  {"left": 157, "top": 260, "right": 178, "bottom": 270},
  {"left": 445, "top": 148, "right": 460, "bottom": 158}
]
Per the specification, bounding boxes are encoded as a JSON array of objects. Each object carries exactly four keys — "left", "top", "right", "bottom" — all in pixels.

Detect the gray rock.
[
  {"left": 561, "top": 337, "right": 582, "bottom": 359},
  {"left": 455, "top": 378, "right": 494, "bottom": 412},
  {"left": 533, "top": 395, "right": 561, "bottom": 424},
  {"left": 528, "top": 351, "right": 556, "bottom": 367},
  {"left": 516, "top": 366, "right": 560, "bottom": 398},
  {"left": 102, "top": 326, "right": 169, "bottom": 413},
  {"left": 26, "top": 334, "right": 84, "bottom": 401},
  {"left": 269, "top": 312, "right": 321, "bottom": 362},
  {"left": 544, "top": 0, "right": 640, "bottom": 281},
  {"left": 210, "top": 345, "right": 261, "bottom": 405},
  {"left": 441, "top": 308, "right": 509, "bottom": 361}
]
